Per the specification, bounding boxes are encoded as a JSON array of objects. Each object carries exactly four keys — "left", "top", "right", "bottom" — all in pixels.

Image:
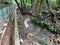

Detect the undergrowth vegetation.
[{"left": 30, "top": 13, "right": 60, "bottom": 34}]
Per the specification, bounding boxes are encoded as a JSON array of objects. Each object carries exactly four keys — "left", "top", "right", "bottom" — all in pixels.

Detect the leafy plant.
[
  {"left": 30, "top": 16, "right": 60, "bottom": 34},
  {"left": 38, "top": 40, "right": 48, "bottom": 45}
]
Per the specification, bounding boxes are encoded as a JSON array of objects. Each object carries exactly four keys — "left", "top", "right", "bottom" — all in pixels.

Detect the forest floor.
[{"left": 17, "top": 10, "right": 60, "bottom": 45}]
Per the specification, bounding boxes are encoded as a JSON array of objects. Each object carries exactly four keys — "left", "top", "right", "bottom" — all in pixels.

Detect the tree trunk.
[
  {"left": 39, "top": 0, "right": 43, "bottom": 12},
  {"left": 22, "top": 0, "right": 26, "bottom": 8},
  {"left": 20, "top": 0, "right": 23, "bottom": 7},
  {"left": 26, "top": 0, "right": 28, "bottom": 3},
  {"left": 46, "top": 0, "right": 55, "bottom": 23},
  {"left": 34, "top": 0, "right": 39, "bottom": 16},
  {"left": 15, "top": 0, "right": 21, "bottom": 11},
  {"left": 31, "top": 0, "right": 33, "bottom": 7}
]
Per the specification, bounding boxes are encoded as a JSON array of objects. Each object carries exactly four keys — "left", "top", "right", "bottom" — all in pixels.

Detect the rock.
[{"left": 57, "top": 37, "right": 60, "bottom": 44}]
